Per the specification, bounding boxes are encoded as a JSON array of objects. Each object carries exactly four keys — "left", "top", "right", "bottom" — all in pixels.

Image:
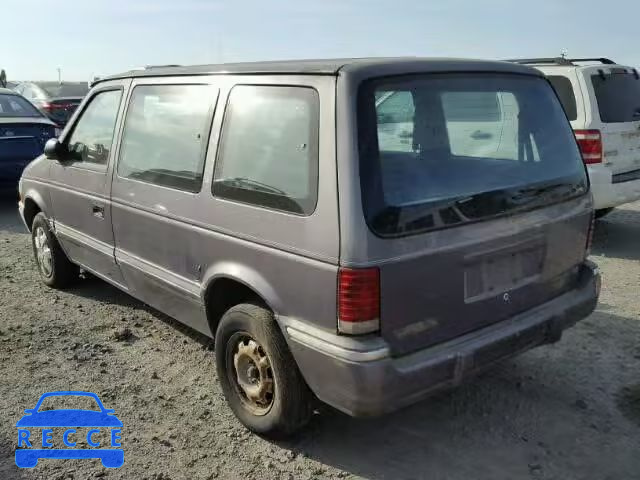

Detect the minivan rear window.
[
  {"left": 358, "top": 73, "right": 588, "bottom": 237},
  {"left": 591, "top": 72, "right": 640, "bottom": 123},
  {"left": 546, "top": 76, "right": 578, "bottom": 121}
]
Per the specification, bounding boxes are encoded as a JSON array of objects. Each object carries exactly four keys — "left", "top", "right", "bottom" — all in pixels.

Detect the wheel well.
[
  {"left": 23, "top": 198, "right": 41, "bottom": 232},
  {"left": 204, "top": 278, "right": 268, "bottom": 336}
]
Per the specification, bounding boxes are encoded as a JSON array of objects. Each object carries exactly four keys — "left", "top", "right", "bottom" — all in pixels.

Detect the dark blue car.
[
  {"left": 15, "top": 391, "right": 123, "bottom": 468},
  {"left": 0, "top": 88, "right": 58, "bottom": 193}
]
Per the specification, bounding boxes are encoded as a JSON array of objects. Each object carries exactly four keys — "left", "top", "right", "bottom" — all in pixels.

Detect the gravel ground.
[{"left": 0, "top": 198, "right": 639, "bottom": 480}]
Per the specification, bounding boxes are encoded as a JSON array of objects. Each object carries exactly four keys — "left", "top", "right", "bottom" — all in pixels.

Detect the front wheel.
[
  {"left": 214, "top": 303, "right": 313, "bottom": 437},
  {"left": 31, "top": 212, "right": 78, "bottom": 288}
]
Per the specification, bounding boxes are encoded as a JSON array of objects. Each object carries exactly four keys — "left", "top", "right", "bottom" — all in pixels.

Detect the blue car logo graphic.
[{"left": 15, "top": 391, "right": 123, "bottom": 468}]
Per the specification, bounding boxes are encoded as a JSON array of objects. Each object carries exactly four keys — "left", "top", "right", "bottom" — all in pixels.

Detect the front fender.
[{"left": 22, "top": 187, "right": 49, "bottom": 216}]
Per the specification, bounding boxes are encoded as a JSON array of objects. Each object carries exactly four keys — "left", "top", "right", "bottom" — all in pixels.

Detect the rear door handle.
[{"left": 92, "top": 205, "right": 104, "bottom": 219}]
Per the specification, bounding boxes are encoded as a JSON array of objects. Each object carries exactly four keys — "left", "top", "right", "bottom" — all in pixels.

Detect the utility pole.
[{"left": 57, "top": 67, "right": 61, "bottom": 83}]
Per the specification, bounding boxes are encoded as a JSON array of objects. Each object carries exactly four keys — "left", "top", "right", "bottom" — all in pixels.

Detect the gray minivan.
[{"left": 18, "top": 58, "right": 600, "bottom": 436}]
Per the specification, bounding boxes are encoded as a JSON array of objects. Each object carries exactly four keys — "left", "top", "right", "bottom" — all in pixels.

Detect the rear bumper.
[
  {"left": 589, "top": 165, "right": 640, "bottom": 209},
  {"left": 285, "top": 261, "right": 600, "bottom": 417}
]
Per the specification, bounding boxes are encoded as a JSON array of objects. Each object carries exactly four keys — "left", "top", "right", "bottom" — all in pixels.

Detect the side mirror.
[
  {"left": 23, "top": 409, "right": 35, "bottom": 414},
  {"left": 44, "top": 138, "right": 67, "bottom": 160}
]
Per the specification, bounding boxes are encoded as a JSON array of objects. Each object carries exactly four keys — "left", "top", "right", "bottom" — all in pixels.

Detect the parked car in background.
[
  {"left": 510, "top": 57, "right": 640, "bottom": 218},
  {"left": 14, "top": 81, "right": 88, "bottom": 127},
  {"left": 18, "top": 58, "right": 600, "bottom": 436},
  {"left": 0, "top": 88, "right": 58, "bottom": 192}
]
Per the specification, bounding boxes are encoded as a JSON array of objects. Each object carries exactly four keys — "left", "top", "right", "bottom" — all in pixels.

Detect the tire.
[
  {"left": 31, "top": 212, "right": 78, "bottom": 288},
  {"left": 595, "top": 208, "right": 614, "bottom": 219},
  {"left": 214, "top": 303, "right": 313, "bottom": 437}
]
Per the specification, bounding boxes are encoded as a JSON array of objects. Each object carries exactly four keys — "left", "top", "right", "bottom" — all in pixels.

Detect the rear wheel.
[
  {"left": 31, "top": 213, "right": 78, "bottom": 288},
  {"left": 595, "top": 208, "right": 614, "bottom": 219},
  {"left": 214, "top": 303, "right": 312, "bottom": 437}
]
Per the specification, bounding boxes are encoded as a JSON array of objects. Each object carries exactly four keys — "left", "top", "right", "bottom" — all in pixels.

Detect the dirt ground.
[{"left": 0, "top": 198, "right": 638, "bottom": 480}]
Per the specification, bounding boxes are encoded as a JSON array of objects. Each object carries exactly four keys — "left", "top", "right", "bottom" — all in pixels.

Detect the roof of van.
[{"left": 94, "top": 57, "right": 542, "bottom": 84}]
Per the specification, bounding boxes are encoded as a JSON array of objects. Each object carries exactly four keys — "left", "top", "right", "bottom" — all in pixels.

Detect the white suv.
[{"left": 512, "top": 57, "right": 640, "bottom": 217}]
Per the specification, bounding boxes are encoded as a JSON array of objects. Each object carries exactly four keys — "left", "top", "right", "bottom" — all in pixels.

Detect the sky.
[{"left": 3, "top": 0, "right": 639, "bottom": 81}]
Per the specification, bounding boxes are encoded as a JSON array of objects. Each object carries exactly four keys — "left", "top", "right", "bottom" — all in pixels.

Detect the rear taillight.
[
  {"left": 574, "top": 129, "right": 602, "bottom": 164},
  {"left": 585, "top": 210, "right": 596, "bottom": 257},
  {"left": 42, "top": 103, "right": 70, "bottom": 112},
  {"left": 337, "top": 267, "right": 380, "bottom": 335}
]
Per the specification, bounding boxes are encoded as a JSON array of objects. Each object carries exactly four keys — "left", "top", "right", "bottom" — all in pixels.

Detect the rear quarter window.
[
  {"left": 546, "top": 76, "right": 578, "bottom": 121},
  {"left": 212, "top": 85, "right": 319, "bottom": 215}
]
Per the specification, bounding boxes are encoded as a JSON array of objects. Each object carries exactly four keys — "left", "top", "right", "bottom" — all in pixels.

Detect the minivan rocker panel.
[{"left": 18, "top": 58, "right": 599, "bottom": 435}]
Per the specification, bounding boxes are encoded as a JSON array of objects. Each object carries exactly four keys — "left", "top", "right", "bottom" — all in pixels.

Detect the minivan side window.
[
  {"left": 67, "top": 89, "right": 122, "bottom": 166},
  {"left": 118, "top": 84, "right": 215, "bottom": 192},
  {"left": 212, "top": 85, "right": 319, "bottom": 215}
]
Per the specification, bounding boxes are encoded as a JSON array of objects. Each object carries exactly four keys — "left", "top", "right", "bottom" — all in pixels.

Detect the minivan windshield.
[
  {"left": 358, "top": 73, "right": 588, "bottom": 237},
  {"left": 591, "top": 71, "right": 640, "bottom": 123}
]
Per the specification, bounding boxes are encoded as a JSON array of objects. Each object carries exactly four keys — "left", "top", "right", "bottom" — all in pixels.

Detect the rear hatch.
[
  {"left": 358, "top": 72, "right": 590, "bottom": 356},
  {"left": 589, "top": 67, "right": 640, "bottom": 178}
]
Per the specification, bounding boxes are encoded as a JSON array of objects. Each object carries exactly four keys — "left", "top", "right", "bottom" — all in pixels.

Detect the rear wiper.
[
  {"left": 510, "top": 182, "right": 583, "bottom": 207},
  {"left": 216, "top": 177, "right": 288, "bottom": 196}
]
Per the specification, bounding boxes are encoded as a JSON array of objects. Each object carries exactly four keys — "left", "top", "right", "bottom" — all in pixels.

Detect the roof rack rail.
[
  {"left": 144, "top": 64, "right": 182, "bottom": 69},
  {"left": 567, "top": 58, "right": 616, "bottom": 65},
  {"left": 508, "top": 57, "right": 573, "bottom": 66},
  {"left": 507, "top": 57, "right": 616, "bottom": 66}
]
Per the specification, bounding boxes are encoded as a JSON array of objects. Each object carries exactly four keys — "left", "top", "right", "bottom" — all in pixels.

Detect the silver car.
[{"left": 18, "top": 58, "right": 600, "bottom": 436}]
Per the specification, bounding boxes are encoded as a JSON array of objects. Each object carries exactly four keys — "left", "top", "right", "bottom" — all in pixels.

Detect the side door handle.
[{"left": 92, "top": 204, "right": 105, "bottom": 219}]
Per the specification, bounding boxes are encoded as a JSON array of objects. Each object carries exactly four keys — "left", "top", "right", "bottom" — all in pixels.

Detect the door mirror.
[{"left": 44, "top": 138, "right": 67, "bottom": 160}]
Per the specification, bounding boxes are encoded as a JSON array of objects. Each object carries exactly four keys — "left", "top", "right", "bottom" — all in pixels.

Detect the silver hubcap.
[
  {"left": 230, "top": 336, "right": 274, "bottom": 415},
  {"left": 34, "top": 227, "right": 53, "bottom": 277}
]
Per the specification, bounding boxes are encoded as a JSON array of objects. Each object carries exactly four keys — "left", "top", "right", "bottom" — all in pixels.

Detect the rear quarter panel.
[{"left": 196, "top": 74, "right": 340, "bottom": 333}]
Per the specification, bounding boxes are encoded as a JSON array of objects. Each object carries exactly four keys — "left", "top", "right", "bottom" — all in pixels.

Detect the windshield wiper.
[{"left": 216, "top": 177, "right": 288, "bottom": 196}]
